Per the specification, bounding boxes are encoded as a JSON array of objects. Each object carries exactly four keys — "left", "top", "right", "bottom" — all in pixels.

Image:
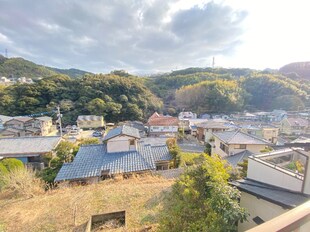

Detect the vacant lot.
[{"left": 0, "top": 176, "right": 174, "bottom": 232}]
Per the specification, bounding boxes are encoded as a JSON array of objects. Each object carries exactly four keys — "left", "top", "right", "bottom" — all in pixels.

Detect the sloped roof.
[
  {"left": 7, "top": 117, "right": 33, "bottom": 123},
  {"left": 103, "top": 125, "right": 140, "bottom": 141},
  {"left": 231, "top": 179, "right": 309, "bottom": 209},
  {"left": 225, "top": 150, "right": 253, "bottom": 167},
  {"left": 0, "top": 136, "right": 62, "bottom": 156},
  {"left": 213, "top": 130, "right": 270, "bottom": 145},
  {"left": 0, "top": 115, "right": 13, "bottom": 123},
  {"left": 196, "top": 121, "right": 230, "bottom": 129},
  {"left": 77, "top": 115, "right": 103, "bottom": 121},
  {"left": 55, "top": 143, "right": 171, "bottom": 181},
  {"left": 286, "top": 118, "right": 308, "bottom": 127},
  {"left": 36, "top": 116, "right": 52, "bottom": 121},
  {"left": 148, "top": 117, "right": 179, "bottom": 126}
]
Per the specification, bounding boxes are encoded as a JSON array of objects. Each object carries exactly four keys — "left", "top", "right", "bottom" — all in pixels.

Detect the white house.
[
  {"left": 231, "top": 148, "right": 310, "bottom": 231},
  {"left": 147, "top": 112, "right": 179, "bottom": 136}
]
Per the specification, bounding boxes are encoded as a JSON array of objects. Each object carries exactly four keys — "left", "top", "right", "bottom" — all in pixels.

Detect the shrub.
[
  {"left": 0, "top": 163, "right": 9, "bottom": 190},
  {"left": 1, "top": 168, "right": 44, "bottom": 197},
  {"left": 1, "top": 158, "right": 24, "bottom": 172}
]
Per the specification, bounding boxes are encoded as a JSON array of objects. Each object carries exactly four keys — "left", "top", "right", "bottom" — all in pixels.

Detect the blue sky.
[{"left": 0, "top": 0, "right": 309, "bottom": 74}]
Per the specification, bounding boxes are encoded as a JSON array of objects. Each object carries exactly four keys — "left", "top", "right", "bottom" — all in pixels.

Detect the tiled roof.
[
  {"left": 77, "top": 115, "right": 103, "bottom": 121},
  {"left": 213, "top": 130, "right": 270, "bottom": 145},
  {"left": 225, "top": 150, "right": 253, "bottom": 167},
  {"left": 103, "top": 125, "right": 140, "bottom": 141},
  {"left": 8, "top": 117, "right": 33, "bottom": 123},
  {"left": 0, "top": 136, "right": 62, "bottom": 156},
  {"left": 287, "top": 118, "right": 308, "bottom": 127},
  {"left": 231, "top": 179, "right": 309, "bottom": 208},
  {"left": 196, "top": 121, "right": 230, "bottom": 129},
  {"left": 148, "top": 117, "right": 179, "bottom": 126},
  {"left": 55, "top": 143, "right": 171, "bottom": 182}
]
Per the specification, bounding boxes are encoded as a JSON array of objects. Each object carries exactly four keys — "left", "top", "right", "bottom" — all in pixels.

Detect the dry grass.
[{"left": 0, "top": 175, "right": 174, "bottom": 232}]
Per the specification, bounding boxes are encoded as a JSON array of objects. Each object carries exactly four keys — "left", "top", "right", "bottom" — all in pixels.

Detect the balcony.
[{"left": 246, "top": 200, "right": 310, "bottom": 232}]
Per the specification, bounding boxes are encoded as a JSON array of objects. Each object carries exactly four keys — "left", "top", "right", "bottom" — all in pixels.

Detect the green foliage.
[
  {"left": 0, "top": 163, "right": 9, "bottom": 190},
  {"left": 0, "top": 73, "right": 162, "bottom": 124},
  {"left": 260, "top": 146, "right": 273, "bottom": 153},
  {"left": 159, "top": 155, "right": 248, "bottom": 231},
  {"left": 204, "top": 143, "right": 212, "bottom": 155},
  {"left": 237, "top": 159, "right": 248, "bottom": 179},
  {"left": 179, "top": 152, "right": 201, "bottom": 166},
  {"left": 1, "top": 158, "right": 24, "bottom": 172},
  {"left": 78, "top": 138, "right": 100, "bottom": 146},
  {"left": 166, "top": 138, "right": 181, "bottom": 168},
  {"left": 286, "top": 160, "right": 304, "bottom": 173}
]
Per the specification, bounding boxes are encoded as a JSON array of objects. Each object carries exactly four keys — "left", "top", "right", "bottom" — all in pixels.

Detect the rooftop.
[
  {"left": 225, "top": 150, "right": 253, "bottom": 167},
  {"left": 213, "top": 130, "right": 270, "bottom": 145},
  {"left": 77, "top": 115, "right": 104, "bottom": 121},
  {"left": 55, "top": 142, "right": 172, "bottom": 181},
  {"left": 36, "top": 116, "right": 52, "bottom": 121},
  {"left": 286, "top": 117, "right": 308, "bottom": 127},
  {"left": 103, "top": 125, "right": 140, "bottom": 141},
  {"left": 7, "top": 116, "right": 33, "bottom": 123},
  {"left": 231, "top": 179, "right": 309, "bottom": 209},
  {"left": 0, "top": 136, "right": 62, "bottom": 156}
]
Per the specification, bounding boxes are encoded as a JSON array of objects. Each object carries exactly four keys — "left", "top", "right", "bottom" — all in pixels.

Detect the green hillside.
[{"left": 0, "top": 55, "right": 92, "bottom": 79}]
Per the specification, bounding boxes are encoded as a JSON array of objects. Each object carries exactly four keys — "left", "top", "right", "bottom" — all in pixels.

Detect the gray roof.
[
  {"left": 36, "top": 116, "right": 52, "bottom": 121},
  {"left": 213, "top": 130, "right": 270, "bottom": 145},
  {"left": 77, "top": 115, "right": 103, "bottom": 121},
  {"left": 55, "top": 142, "right": 171, "bottom": 182},
  {"left": 225, "top": 150, "right": 253, "bottom": 167},
  {"left": 0, "top": 136, "right": 62, "bottom": 156},
  {"left": 231, "top": 179, "right": 309, "bottom": 209},
  {"left": 103, "top": 125, "right": 140, "bottom": 141}
]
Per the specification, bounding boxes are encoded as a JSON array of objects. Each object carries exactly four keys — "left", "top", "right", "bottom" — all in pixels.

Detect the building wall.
[
  {"left": 107, "top": 135, "right": 137, "bottom": 153},
  {"left": 212, "top": 137, "right": 266, "bottom": 157},
  {"left": 247, "top": 158, "right": 303, "bottom": 192},
  {"left": 205, "top": 128, "right": 227, "bottom": 143},
  {"left": 149, "top": 126, "right": 178, "bottom": 133},
  {"left": 77, "top": 119, "right": 104, "bottom": 129},
  {"left": 262, "top": 128, "right": 279, "bottom": 143},
  {"left": 238, "top": 192, "right": 288, "bottom": 231}
]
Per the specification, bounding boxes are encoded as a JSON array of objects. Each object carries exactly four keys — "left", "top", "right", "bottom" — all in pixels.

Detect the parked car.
[{"left": 92, "top": 131, "right": 102, "bottom": 137}]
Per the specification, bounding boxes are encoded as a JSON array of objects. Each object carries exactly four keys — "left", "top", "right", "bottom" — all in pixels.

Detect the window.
[
  {"left": 252, "top": 216, "right": 264, "bottom": 225},
  {"left": 129, "top": 139, "right": 135, "bottom": 146},
  {"left": 235, "top": 144, "right": 246, "bottom": 149}
]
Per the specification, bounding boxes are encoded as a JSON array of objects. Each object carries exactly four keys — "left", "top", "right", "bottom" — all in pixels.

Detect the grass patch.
[{"left": 0, "top": 176, "right": 173, "bottom": 232}]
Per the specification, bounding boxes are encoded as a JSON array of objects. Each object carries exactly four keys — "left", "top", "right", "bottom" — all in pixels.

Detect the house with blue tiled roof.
[{"left": 55, "top": 125, "right": 172, "bottom": 185}]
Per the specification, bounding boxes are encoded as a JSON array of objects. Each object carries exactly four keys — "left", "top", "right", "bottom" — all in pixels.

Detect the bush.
[
  {"left": 1, "top": 168, "right": 44, "bottom": 197},
  {"left": 179, "top": 152, "right": 201, "bottom": 166},
  {"left": 1, "top": 158, "right": 24, "bottom": 172},
  {"left": 0, "top": 163, "right": 9, "bottom": 190}
]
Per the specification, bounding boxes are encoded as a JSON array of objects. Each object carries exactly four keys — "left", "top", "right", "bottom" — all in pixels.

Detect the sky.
[{"left": 0, "top": 0, "right": 309, "bottom": 74}]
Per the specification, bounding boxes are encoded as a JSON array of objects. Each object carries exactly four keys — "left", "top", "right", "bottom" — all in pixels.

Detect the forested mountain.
[
  {"left": 0, "top": 74, "right": 162, "bottom": 124},
  {"left": 145, "top": 68, "right": 309, "bottom": 114},
  {"left": 0, "top": 55, "right": 92, "bottom": 79},
  {"left": 280, "top": 62, "right": 310, "bottom": 79}
]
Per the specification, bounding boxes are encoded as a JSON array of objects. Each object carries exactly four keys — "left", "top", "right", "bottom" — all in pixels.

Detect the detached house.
[
  {"left": 147, "top": 112, "right": 179, "bottom": 137},
  {"left": 212, "top": 130, "right": 270, "bottom": 158},
  {"left": 0, "top": 136, "right": 61, "bottom": 170},
  {"left": 280, "top": 117, "right": 309, "bottom": 135},
  {"left": 77, "top": 115, "right": 104, "bottom": 129},
  {"left": 55, "top": 125, "right": 172, "bottom": 185},
  {"left": 231, "top": 148, "right": 310, "bottom": 231}
]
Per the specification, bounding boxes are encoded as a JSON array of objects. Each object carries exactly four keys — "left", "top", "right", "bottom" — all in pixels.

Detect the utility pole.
[{"left": 57, "top": 105, "right": 63, "bottom": 137}]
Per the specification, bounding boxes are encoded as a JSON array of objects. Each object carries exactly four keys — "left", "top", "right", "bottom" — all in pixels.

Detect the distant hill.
[
  {"left": 279, "top": 62, "right": 310, "bottom": 79},
  {"left": 47, "top": 67, "right": 92, "bottom": 78},
  {"left": 0, "top": 55, "right": 92, "bottom": 79}
]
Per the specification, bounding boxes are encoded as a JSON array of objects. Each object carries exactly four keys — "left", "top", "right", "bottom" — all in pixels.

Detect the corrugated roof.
[
  {"left": 231, "top": 179, "right": 309, "bottom": 208},
  {"left": 55, "top": 143, "right": 171, "bottom": 182},
  {"left": 213, "top": 130, "right": 270, "bottom": 145},
  {"left": 0, "top": 136, "right": 62, "bottom": 156},
  {"left": 103, "top": 125, "right": 140, "bottom": 141}
]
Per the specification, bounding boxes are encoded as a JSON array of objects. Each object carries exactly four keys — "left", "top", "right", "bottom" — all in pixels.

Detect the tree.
[
  {"left": 159, "top": 155, "right": 248, "bottom": 232},
  {"left": 78, "top": 138, "right": 100, "bottom": 145}
]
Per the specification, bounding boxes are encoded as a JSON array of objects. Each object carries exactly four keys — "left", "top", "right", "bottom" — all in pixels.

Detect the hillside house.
[
  {"left": 55, "top": 125, "right": 172, "bottom": 185},
  {"left": 280, "top": 117, "right": 309, "bottom": 135},
  {"left": 0, "top": 136, "right": 61, "bottom": 170},
  {"left": 147, "top": 112, "right": 179, "bottom": 137},
  {"left": 212, "top": 130, "right": 270, "bottom": 158},
  {"left": 196, "top": 119, "right": 234, "bottom": 142},
  {"left": 237, "top": 123, "right": 279, "bottom": 144},
  {"left": 76, "top": 115, "right": 104, "bottom": 129},
  {"left": 231, "top": 148, "right": 310, "bottom": 231}
]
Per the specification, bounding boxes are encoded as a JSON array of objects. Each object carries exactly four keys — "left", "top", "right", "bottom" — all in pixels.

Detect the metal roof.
[
  {"left": 213, "top": 130, "right": 270, "bottom": 145},
  {"left": 103, "top": 125, "right": 140, "bottom": 141},
  {"left": 55, "top": 142, "right": 171, "bottom": 182},
  {"left": 0, "top": 136, "right": 62, "bottom": 156},
  {"left": 231, "top": 179, "right": 309, "bottom": 209},
  {"left": 77, "top": 115, "right": 103, "bottom": 121}
]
